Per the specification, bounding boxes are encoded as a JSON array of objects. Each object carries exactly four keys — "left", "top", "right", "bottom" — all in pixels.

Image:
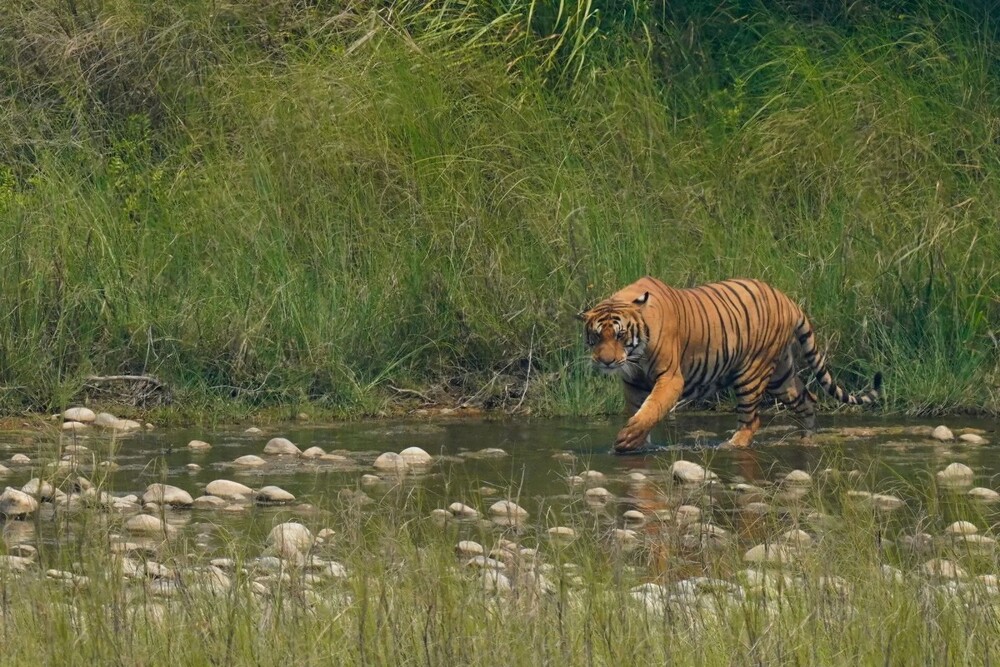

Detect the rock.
[
  {"left": 255, "top": 486, "right": 295, "bottom": 504},
  {"left": 244, "top": 427, "right": 263, "bottom": 435},
  {"left": 463, "top": 448, "right": 508, "bottom": 459},
  {"left": 932, "top": 425, "right": 955, "bottom": 441},
  {"left": 871, "top": 494, "right": 905, "bottom": 511},
  {"left": 779, "top": 529, "right": 813, "bottom": 547},
  {"left": 455, "top": 541, "right": 484, "bottom": 558},
  {"left": 783, "top": 470, "right": 812, "bottom": 485},
  {"left": 373, "top": 452, "right": 409, "bottom": 473},
  {"left": 125, "top": 514, "right": 169, "bottom": 535},
  {"left": 21, "top": 478, "right": 57, "bottom": 501},
  {"left": 674, "top": 505, "right": 702, "bottom": 526},
  {"left": 623, "top": 510, "right": 647, "bottom": 525},
  {"left": 62, "top": 421, "right": 88, "bottom": 432},
  {"left": 0, "top": 465, "right": 10, "bottom": 476},
  {"left": 192, "top": 495, "right": 227, "bottom": 509},
  {"left": 958, "top": 534, "right": 997, "bottom": 555},
  {"left": 670, "top": 460, "right": 717, "bottom": 483},
  {"left": 187, "top": 440, "right": 212, "bottom": 451},
  {"left": 612, "top": 529, "right": 640, "bottom": 551},
  {"left": 899, "top": 532, "right": 934, "bottom": 555},
  {"left": 399, "top": 447, "right": 433, "bottom": 466},
  {"left": 360, "top": 474, "right": 382, "bottom": 487},
  {"left": 0, "top": 555, "right": 35, "bottom": 571},
  {"left": 320, "top": 454, "right": 350, "bottom": 463},
  {"left": 580, "top": 470, "right": 607, "bottom": 484},
  {"left": 480, "top": 570, "right": 513, "bottom": 594},
  {"left": 142, "top": 484, "right": 194, "bottom": 507},
  {"left": 547, "top": 527, "right": 577, "bottom": 544},
  {"left": 744, "top": 543, "right": 797, "bottom": 565},
  {"left": 566, "top": 475, "right": 585, "bottom": 488},
  {"left": 233, "top": 455, "right": 266, "bottom": 467},
  {"left": 584, "top": 487, "right": 613, "bottom": 503},
  {"left": 488, "top": 500, "right": 529, "bottom": 525},
  {"left": 968, "top": 487, "right": 1000, "bottom": 503},
  {"left": 0, "top": 487, "right": 39, "bottom": 517},
  {"left": 937, "top": 463, "right": 974, "bottom": 485},
  {"left": 10, "top": 454, "right": 30, "bottom": 464},
  {"left": 429, "top": 508, "right": 451, "bottom": 525},
  {"left": 959, "top": 433, "right": 988, "bottom": 445},
  {"left": 186, "top": 463, "right": 201, "bottom": 472},
  {"left": 627, "top": 472, "right": 648, "bottom": 483},
  {"left": 945, "top": 521, "right": 978, "bottom": 535},
  {"left": 205, "top": 479, "right": 253, "bottom": 500},
  {"left": 922, "top": 558, "right": 966, "bottom": 579},
  {"left": 267, "top": 522, "right": 313, "bottom": 558},
  {"left": 447, "top": 503, "right": 479, "bottom": 519},
  {"left": 301, "top": 446, "right": 326, "bottom": 459},
  {"left": 94, "top": 412, "right": 119, "bottom": 428},
  {"left": 63, "top": 407, "right": 96, "bottom": 423},
  {"left": 465, "top": 555, "right": 506, "bottom": 571},
  {"left": 264, "top": 438, "right": 300, "bottom": 456}
]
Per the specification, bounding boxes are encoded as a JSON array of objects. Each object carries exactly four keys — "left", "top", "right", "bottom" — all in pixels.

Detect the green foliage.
[{"left": 0, "top": 0, "right": 996, "bottom": 416}]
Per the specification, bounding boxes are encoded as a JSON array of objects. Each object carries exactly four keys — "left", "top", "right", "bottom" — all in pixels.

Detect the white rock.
[
  {"left": 142, "top": 484, "right": 193, "bottom": 507},
  {"left": 94, "top": 412, "right": 119, "bottom": 428},
  {"left": 937, "top": 463, "right": 974, "bottom": 485},
  {"left": 10, "top": 454, "right": 30, "bottom": 464},
  {"left": 205, "top": 479, "right": 253, "bottom": 500},
  {"left": 192, "top": 495, "right": 227, "bottom": 509},
  {"left": 488, "top": 500, "right": 529, "bottom": 523},
  {"left": 779, "top": 529, "right": 813, "bottom": 547},
  {"left": 922, "top": 558, "right": 966, "bottom": 579},
  {"left": 187, "top": 440, "right": 212, "bottom": 451},
  {"left": 62, "top": 421, "right": 88, "bottom": 432},
  {"left": 945, "top": 520, "right": 978, "bottom": 535},
  {"left": 233, "top": 455, "right": 266, "bottom": 467},
  {"left": 447, "top": 503, "right": 479, "bottom": 518},
  {"left": 932, "top": 425, "right": 955, "bottom": 441},
  {"left": 783, "top": 470, "right": 812, "bottom": 485},
  {"left": 0, "top": 487, "right": 39, "bottom": 517},
  {"left": 21, "top": 478, "right": 57, "bottom": 500},
  {"left": 255, "top": 486, "right": 295, "bottom": 504},
  {"left": 670, "top": 460, "right": 717, "bottom": 483},
  {"left": 623, "top": 510, "right": 646, "bottom": 525},
  {"left": 580, "top": 470, "right": 607, "bottom": 484},
  {"left": 456, "top": 540, "right": 485, "bottom": 557},
  {"left": 186, "top": 463, "right": 201, "bottom": 472},
  {"left": 373, "top": 452, "right": 409, "bottom": 473},
  {"left": 125, "top": 514, "right": 169, "bottom": 535},
  {"left": 674, "top": 505, "right": 702, "bottom": 526},
  {"left": 0, "top": 465, "right": 10, "bottom": 475},
  {"left": 301, "top": 446, "right": 326, "bottom": 459},
  {"left": 744, "top": 543, "right": 796, "bottom": 565},
  {"left": 267, "top": 522, "right": 313, "bottom": 558},
  {"left": 480, "top": 570, "right": 512, "bottom": 594},
  {"left": 959, "top": 433, "right": 988, "bottom": 445},
  {"left": 264, "top": 438, "right": 300, "bottom": 456},
  {"left": 584, "top": 487, "right": 613, "bottom": 503},
  {"left": 466, "top": 555, "right": 506, "bottom": 571},
  {"left": 63, "top": 407, "right": 96, "bottom": 423},
  {"left": 244, "top": 427, "right": 263, "bottom": 435},
  {"left": 547, "top": 527, "right": 577, "bottom": 543},
  {"left": 871, "top": 494, "right": 905, "bottom": 511},
  {"left": 399, "top": 447, "right": 433, "bottom": 466},
  {"left": 968, "top": 487, "right": 1000, "bottom": 503},
  {"left": 612, "top": 528, "right": 640, "bottom": 550}
]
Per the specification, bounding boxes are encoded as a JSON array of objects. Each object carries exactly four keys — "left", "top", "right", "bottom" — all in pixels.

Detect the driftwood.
[{"left": 82, "top": 374, "right": 171, "bottom": 407}]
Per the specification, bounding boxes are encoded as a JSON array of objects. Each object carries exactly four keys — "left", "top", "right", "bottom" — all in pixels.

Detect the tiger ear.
[{"left": 632, "top": 292, "right": 650, "bottom": 306}]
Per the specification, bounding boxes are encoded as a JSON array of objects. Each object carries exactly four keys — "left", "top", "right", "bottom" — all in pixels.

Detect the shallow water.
[{"left": 3, "top": 412, "right": 997, "bottom": 524}]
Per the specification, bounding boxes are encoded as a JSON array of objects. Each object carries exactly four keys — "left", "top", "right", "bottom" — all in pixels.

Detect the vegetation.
[
  {"left": 0, "top": 0, "right": 997, "bottom": 419},
  {"left": 4, "top": 447, "right": 1000, "bottom": 665}
]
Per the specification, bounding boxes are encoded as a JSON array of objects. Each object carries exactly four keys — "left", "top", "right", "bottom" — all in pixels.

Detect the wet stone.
[
  {"left": 945, "top": 520, "right": 978, "bottom": 536},
  {"left": 255, "top": 486, "right": 295, "bottom": 505},
  {"left": 142, "top": 484, "right": 194, "bottom": 508},
  {"left": 373, "top": 452, "right": 409, "bottom": 473},
  {"left": 968, "top": 487, "right": 1000, "bottom": 503},
  {"left": 301, "top": 446, "right": 326, "bottom": 459},
  {"left": 399, "top": 447, "right": 433, "bottom": 466},
  {"left": 187, "top": 440, "right": 211, "bottom": 451},
  {"left": 10, "top": 454, "right": 30, "bottom": 464},
  {"left": 264, "top": 438, "right": 300, "bottom": 456},
  {"left": 192, "top": 495, "right": 227, "bottom": 510},
  {"left": 0, "top": 488, "right": 39, "bottom": 518},
  {"left": 670, "top": 460, "right": 717, "bottom": 484},
  {"left": 63, "top": 407, "right": 96, "bottom": 423},
  {"left": 125, "top": 514, "right": 169, "bottom": 535},
  {"left": 922, "top": 558, "right": 966, "bottom": 579},
  {"left": 932, "top": 425, "right": 955, "bottom": 442},
  {"left": 233, "top": 455, "right": 266, "bottom": 467},
  {"left": 959, "top": 433, "right": 988, "bottom": 445},
  {"left": 205, "top": 479, "right": 253, "bottom": 500},
  {"left": 447, "top": 502, "right": 478, "bottom": 519},
  {"left": 937, "top": 463, "right": 974, "bottom": 485}
]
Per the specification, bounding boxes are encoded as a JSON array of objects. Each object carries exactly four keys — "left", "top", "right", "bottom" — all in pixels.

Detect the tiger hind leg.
[{"left": 767, "top": 350, "right": 817, "bottom": 436}]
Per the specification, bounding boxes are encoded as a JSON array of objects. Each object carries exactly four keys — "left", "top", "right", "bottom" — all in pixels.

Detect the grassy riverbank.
[{"left": 0, "top": 1, "right": 997, "bottom": 419}]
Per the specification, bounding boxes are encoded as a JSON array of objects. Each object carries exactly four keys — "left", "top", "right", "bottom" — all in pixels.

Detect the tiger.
[{"left": 579, "top": 276, "right": 882, "bottom": 451}]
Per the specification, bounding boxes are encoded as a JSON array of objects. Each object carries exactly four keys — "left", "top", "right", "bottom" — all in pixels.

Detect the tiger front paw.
[{"left": 614, "top": 418, "right": 653, "bottom": 452}]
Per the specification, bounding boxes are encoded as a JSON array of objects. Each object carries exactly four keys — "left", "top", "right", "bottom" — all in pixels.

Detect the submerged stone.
[
  {"left": 670, "top": 460, "right": 717, "bottom": 483},
  {"left": 205, "top": 479, "right": 253, "bottom": 500},
  {"left": 187, "top": 440, "right": 212, "bottom": 451},
  {"left": 255, "top": 486, "right": 296, "bottom": 504},
  {"left": 937, "top": 463, "right": 974, "bottom": 485},
  {"left": 399, "top": 447, "right": 433, "bottom": 466},
  {"left": 142, "top": 484, "right": 193, "bottom": 507},
  {"left": 233, "top": 455, "right": 266, "bottom": 467},
  {"left": 959, "top": 433, "right": 988, "bottom": 445},
  {"left": 264, "top": 437, "right": 300, "bottom": 456},
  {"left": 931, "top": 425, "right": 955, "bottom": 441},
  {"left": 0, "top": 487, "right": 38, "bottom": 517},
  {"left": 373, "top": 452, "right": 409, "bottom": 473}
]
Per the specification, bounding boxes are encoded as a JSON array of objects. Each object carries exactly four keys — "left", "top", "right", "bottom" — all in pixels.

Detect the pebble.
[
  {"left": 125, "top": 514, "right": 169, "bottom": 535},
  {"left": 268, "top": 522, "right": 314, "bottom": 558},
  {"left": 968, "top": 487, "right": 1000, "bottom": 503},
  {"left": 931, "top": 425, "right": 955, "bottom": 441},
  {"left": 373, "top": 452, "right": 409, "bottom": 473},
  {"left": 0, "top": 487, "right": 39, "bottom": 517},
  {"left": 63, "top": 407, "right": 96, "bottom": 423},
  {"left": 399, "top": 447, "right": 433, "bottom": 466},
  {"left": 245, "top": 427, "right": 263, "bottom": 435},
  {"left": 205, "top": 479, "right": 253, "bottom": 500},
  {"left": 264, "top": 438, "right": 300, "bottom": 456},
  {"left": 783, "top": 470, "right": 812, "bottom": 486},
  {"left": 301, "top": 446, "right": 326, "bottom": 459},
  {"left": 142, "top": 484, "right": 194, "bottom": 507},
  {"left": 937, "top": 463, "right": 974, "bottom": 485},
  {"left": 945, "top": 520, "right": 978, "bottom": 536},
  {"left": 233, "top": 455, "right": 266, "bottom": 467},
  {"left": 447, "top": 502, "right": 479, "bottom": 519},
  {"left": 670, "top": 460, "right": 717, "bottom": 483},
  {"left": 255, "top": 486, "right": 296, "bottom": 504},
  {"left": 922, "top": 558, "right": 966, "bottom": 579},
  {"left": 186, "top": 463, "right": 201, "bottom": 472},
  {"left": 187, "top": 440, "right": 212, "bottom": 451}
]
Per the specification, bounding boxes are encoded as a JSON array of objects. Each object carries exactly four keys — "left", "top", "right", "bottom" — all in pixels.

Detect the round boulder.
[
  {"left": 670, "top": 460, "right": 717, "bottom": 484},
  {"left": 255, "top": 486, "right": 296, "bottom": 505},
  {"left": 187, "top": 440, "right": 212, "bottom": 451},
  {"left": 937, "top": 463, "right": 974, "bottom": 485},
  {"left": 63, "top": 407, "right": 96, "bottom": 423},
  {"left": 0, "top": 487, "right": 39, "bottom": 517},
  {"left": 267, "top": 522, "right": 313, "bottom": 558},
  {"left": 142, "top": 484, "right": 194, "bottom": 508},
  {"left": 373, "top": 452, "right": 409, "bottom": 473},
  {"left": 264, "top": 438, "right": 300, "bottom": 456},
  {"left": 125, "top": 514, "right": 169, "bottom": 535},
  {"left": 233, "top": 455, "right": 266, "bottom": 467},
  {"left": 206, "top": 479, "right": 253, "bottom": 500},
  {"left": 399, "top": 447, "right": 433, "bottom": 466},
  {"left": 931, "top": 425, "right": 955, "bottom": 442}
]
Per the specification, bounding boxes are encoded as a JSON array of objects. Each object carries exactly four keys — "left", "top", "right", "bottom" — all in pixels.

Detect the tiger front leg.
[{"left": 614, "top": 374, "right": 684, "bottom": 452}]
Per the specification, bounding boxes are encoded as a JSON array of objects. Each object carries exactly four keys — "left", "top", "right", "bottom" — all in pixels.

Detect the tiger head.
[{"left": 578, "top": 291, "right": 650, "bottom": 375}]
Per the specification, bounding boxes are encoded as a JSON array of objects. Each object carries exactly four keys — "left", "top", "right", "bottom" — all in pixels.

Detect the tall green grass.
[{"left": 0, "top": 1, "right": 996, "bottom": 417}]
